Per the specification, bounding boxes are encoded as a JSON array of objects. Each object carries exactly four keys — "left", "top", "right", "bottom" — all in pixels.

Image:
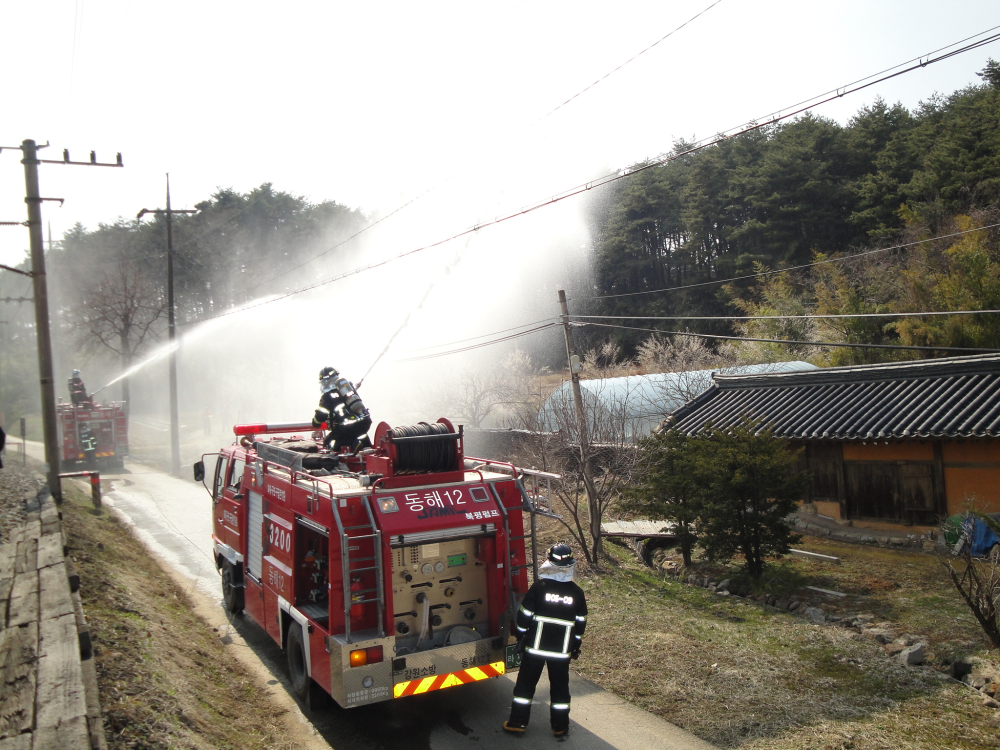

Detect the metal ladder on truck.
[
  {"left": 331, "top": 498, "right": 386, "bottom": 643},
  {"left": 481, "top": 464, "right": 562, "bottom": 630}
]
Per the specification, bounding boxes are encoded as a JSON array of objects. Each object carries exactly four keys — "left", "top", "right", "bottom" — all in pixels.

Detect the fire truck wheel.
[
  {"left": 286, "top": 625, "right": 311, "bottom": 702},
  {"left": 221, "top": 562, "right": 244, "bottom": 614}
]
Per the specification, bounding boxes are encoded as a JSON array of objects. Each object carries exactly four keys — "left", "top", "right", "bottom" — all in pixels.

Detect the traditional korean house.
[{"left": 666, "top": 354, "right": 1000, "bottom": 526}]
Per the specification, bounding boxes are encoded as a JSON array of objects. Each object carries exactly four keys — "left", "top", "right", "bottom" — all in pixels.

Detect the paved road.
[{"left": 28, "top": 441, "right": 716, "bottom": 750}]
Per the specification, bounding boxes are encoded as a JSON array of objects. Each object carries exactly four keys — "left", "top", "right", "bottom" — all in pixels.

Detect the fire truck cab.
[{"left": 195, "top": 418, "right": 549, "bottom": 708}]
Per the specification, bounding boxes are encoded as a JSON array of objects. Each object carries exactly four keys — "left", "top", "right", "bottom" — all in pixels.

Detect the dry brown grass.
[
  {"left": 60, "top": 481, "right": 298, "bottom": 750},
  {"left": 567, "top": 538, "right": 1000, "bottom": 750}
]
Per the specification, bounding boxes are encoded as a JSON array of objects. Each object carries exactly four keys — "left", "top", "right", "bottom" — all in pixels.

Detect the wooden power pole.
[
  {"left": 137, "top": 176, "right": 197, "bottom": 477},
  {"left": 557, "top": 289, "right": 602, "bottom": 559},
  {"left": 21, "top": 140, "right": 62, "bottom": 500},
  {"left": 2, "top": 140, "right": 124, "bottom": 501}
]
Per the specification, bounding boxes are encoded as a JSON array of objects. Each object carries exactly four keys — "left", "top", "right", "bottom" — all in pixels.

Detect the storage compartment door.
[{"left": 248, "top": 490, "right": 264, "bottom": 579}]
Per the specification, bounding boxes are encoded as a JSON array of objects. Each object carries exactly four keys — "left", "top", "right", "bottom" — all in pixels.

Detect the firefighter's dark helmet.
[
  {"left": 547, "top": 543, "right": 575, "bottom": 567},
  {"left": 319, "top": 366, "right": 338, "bottom": 380}
]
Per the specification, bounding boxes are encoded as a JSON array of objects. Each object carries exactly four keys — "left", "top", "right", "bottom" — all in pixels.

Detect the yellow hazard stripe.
[
  {"left": 393, "top": 661, "right": 506, "bottom": 699},
  {"left": 411, "top": 676, "right": 437, "bottom": 695}
]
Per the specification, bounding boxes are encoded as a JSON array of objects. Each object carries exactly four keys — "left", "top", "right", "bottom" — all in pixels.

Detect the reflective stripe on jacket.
[{"left": 514, "top": 578, "right": 587, "bottom": 659}]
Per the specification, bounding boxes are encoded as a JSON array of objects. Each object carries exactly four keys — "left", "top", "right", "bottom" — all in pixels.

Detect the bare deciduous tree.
[
  {"left": 581, "top": 341, "right": 634, "bottom": 379},
  {"left": 74, "top": 260, "right": 165, "bottom": 412},
  {"left": 430, "top": 350, "right": 552, "bottom": 429},
  {"left": 943, "top": 512, "right": 1000, "bottom": 648},
  {"left": 520, "top": 380, "right": 644, "bottom": 566}
]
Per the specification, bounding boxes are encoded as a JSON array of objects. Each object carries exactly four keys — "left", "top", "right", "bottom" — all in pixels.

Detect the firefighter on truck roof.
[
  {"left": 68, "top": 369, "right": 93, "bottom": 408},
  {"left": 312, "top": 367, "right": 373, "bottom": 452},
  {"left": 503, "top": 543, "right": 588, "bottom": 737}
]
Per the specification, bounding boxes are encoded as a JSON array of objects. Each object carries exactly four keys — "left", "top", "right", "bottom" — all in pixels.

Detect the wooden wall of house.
[
  {"left": 799, "top": 440, "right": 947, "bottom": 525},
  {"left": 941, "top": 440, "right": 1000, "bottom": 516}
]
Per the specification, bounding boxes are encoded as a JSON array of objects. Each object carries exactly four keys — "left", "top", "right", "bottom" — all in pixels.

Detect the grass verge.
[
  {"left": 59, "top": 479, "right": 299, "bottom": 750},
  {"left": 574, "top": 541, "right": 1000, "bottom": 750}
]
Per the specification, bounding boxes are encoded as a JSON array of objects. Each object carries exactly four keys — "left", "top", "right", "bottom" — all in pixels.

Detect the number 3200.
[{"left": 268, "top": 523, "right": 291, "bottom": 553}]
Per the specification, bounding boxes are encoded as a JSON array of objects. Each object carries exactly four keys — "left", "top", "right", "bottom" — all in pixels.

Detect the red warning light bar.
[{"left": 233, "top": 421, "right": 323, "bottom": 436}]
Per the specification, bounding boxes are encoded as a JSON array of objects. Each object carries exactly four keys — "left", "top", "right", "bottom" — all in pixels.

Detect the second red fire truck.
[{"left": 195, "top": 417, "right": 552, "bottom": 708}]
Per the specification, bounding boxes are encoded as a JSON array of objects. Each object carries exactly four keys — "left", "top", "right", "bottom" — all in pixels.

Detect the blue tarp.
[{"left": 968, "top": 515, "right": 1000, "bottom": 557}]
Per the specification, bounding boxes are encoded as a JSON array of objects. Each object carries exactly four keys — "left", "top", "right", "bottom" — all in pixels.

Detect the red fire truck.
[
  {"left": 195, "top": 418, "right": 550, "bottom": 708},
  {"left": 56, "top": 400, "right": 128, "bottom": 469}
]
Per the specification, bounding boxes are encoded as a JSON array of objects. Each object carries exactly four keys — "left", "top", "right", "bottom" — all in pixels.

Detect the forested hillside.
[
  {"left": 0, "top": 184, "right": 367, "bottom": 417},
  {"left": 585, "top": 59, "right": 1000, "bottom": 364}
]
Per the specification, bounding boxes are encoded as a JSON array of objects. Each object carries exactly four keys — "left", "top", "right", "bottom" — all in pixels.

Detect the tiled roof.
[{"left": 667, "top": 354, "right": 1000, "bottom": 440}]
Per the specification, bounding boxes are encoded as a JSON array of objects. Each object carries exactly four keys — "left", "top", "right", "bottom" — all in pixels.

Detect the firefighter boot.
[{"left": 502, "top": 721, "right": 526, "bottom": 735}]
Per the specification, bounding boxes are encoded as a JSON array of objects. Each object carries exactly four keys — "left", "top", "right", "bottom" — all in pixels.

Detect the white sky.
[{"left": 2, "top": 0, "right": 999, "bottom": 271}]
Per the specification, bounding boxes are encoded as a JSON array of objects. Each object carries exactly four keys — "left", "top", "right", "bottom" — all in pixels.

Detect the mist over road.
[{"left": 23, "top": 440, "right": 714, "bottom": 750}]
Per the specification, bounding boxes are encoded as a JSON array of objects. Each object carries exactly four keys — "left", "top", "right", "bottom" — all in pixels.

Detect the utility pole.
[
  {"left": 22, "top": 139, "right": 62, "bottom": 500},
  {"left": 0, "top": 320, "right": 7, "bottom": 428},
  {"left": 0, "top": 140, "right": 123, "bottom": 502},
  {"left": 557, "top": 289, "right": 602, "bottom": 560},
  {"left": 137, "top": 175, "right": 197, "bottom": 476}
]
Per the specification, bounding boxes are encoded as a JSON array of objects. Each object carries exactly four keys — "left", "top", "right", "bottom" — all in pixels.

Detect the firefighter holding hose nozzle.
[
  {"left": 503, "top": 543, "right": 588, "bottom": 737},
  {"left": 68, "top": 369, "right": 93, "bottom": 409},
  {"left": 313, "top": 367, "right": 373, "bottom": 452}
]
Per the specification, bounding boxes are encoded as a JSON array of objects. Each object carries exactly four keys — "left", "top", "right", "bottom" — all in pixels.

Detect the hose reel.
[{"left": 374, "top": 418, "right": 463, "bottom": 474}]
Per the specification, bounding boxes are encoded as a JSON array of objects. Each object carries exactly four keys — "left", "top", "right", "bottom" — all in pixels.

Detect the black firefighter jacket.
[{"left": 515, "top": 577, "right": 588, "bottom": 660}]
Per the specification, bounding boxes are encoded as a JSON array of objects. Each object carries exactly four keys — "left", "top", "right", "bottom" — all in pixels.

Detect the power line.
[
  {"left": 243, "top": 1, "right": 726, "bottom": 297},
  {"left": 0, "top": 263, "right": 32, "bottom": 277},
  {"left": 400, "top": 317, "right": 561, "bottom": 353},
  {"left": 579, "top": 320, "right": 1000, "bottom": 354},
  {"left": 525, "top": 0, "right": 724, "bottom": 134},
  {"left": 707, "top": 23, "right": 1000, "bottom": 151},
  {"left": 183, "top": 27, "right": 1000, "bottom": 327},
  {"left": 393, "top": 322, "right": 560, "bottom": 362},
  {"left": 578, "top": 223, "right": 1000, "bottom": 300},
  {"left": 573, "top": 309, "right": 1000, "bottom": 322}
]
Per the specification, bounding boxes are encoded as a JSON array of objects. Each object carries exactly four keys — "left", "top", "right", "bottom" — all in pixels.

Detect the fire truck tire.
[
  {"left": 286, "top": 625, "right": 313, "bottom": 703},
  {"left": 221, "top": 562, "right": 244, "bottom": 614}
]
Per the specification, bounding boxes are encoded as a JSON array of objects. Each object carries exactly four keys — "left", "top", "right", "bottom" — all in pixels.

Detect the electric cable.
[
  {"left": 579, "top": 320, "right": 1000, "bottom": 354},
  {"left": 705, "top": 23, "right": 1000, "bottom": 152},
  {"left": 572, "top": 309, "right": 1000, "bottom": 322},
  {"left": 242, "top": 0, "right": 726, "bottom": 297},
  {"left": 393, "top": 322, "right": 560, "bottom": 362},
  {"left": 181, "top": 27, "right": 1000, "bottom": 328},
  {"left": 577, "top": 222, "right": 1000, "bottom": 300},
  {"left": 400, "top": 317, "right": 561, "bottom": 354}
]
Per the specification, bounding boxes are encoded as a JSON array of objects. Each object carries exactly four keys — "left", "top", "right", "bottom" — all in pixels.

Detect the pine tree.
[
  {"left": 622, "top": 428, "right": 702, "bottom": 566},
  {"left": 691, "top": 418, "right": 808, "bottom": 578}
]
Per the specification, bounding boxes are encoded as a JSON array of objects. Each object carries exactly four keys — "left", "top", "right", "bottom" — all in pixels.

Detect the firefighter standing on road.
[
  {"left": 503, "top": 543, "right": 588, "bottom": 737},
  {"left": 79, "top": 422, "right": 98, "bottom": 470},
  {"left": 312, "top": 367, "right": 373, "bottom": 452}
]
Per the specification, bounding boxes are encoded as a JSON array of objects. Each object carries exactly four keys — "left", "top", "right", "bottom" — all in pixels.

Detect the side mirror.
[{"left": 193, "top": 460, "right": 205, "bottom": 482}]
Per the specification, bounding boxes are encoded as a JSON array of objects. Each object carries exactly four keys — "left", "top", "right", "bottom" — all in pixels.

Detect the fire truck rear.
[
  {"left": 57, "top": 400, "right": 128, "bottom": 469},
  {"left": 195, "top": 417, "right": 551, "bottom": 708}
]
